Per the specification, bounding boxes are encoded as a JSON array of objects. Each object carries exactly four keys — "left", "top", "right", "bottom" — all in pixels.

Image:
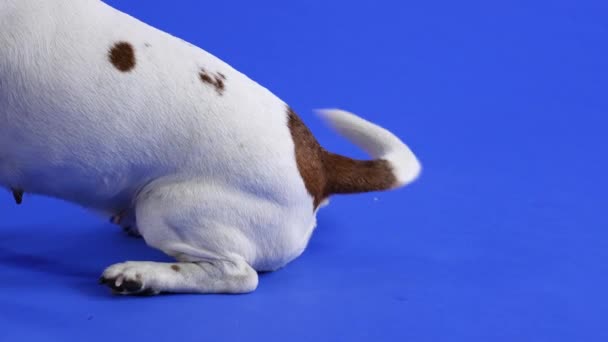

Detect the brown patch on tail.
[
  {"left": 322, "top": 153, "right": 396, "bottom": 195},
  {"left": 286, "top": 106, "right": 397, "bottom": 210}
]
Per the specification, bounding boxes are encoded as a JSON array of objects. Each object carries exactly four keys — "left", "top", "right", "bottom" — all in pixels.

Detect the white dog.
[{"left": 0, "top": 0, "right": 421, "bottom": 295}]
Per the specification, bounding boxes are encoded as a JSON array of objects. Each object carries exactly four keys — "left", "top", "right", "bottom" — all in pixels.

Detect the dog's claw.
[
  {"left": 11, "top": 188, "right": 23, "bottom": 205},
  {"left": 115, "top": 275, "right": 124, "bottom": 288}
]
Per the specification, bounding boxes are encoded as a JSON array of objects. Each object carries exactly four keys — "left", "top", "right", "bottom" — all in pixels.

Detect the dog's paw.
[{"left": 99, "top": 262, "right": 160, "bottom": 296}]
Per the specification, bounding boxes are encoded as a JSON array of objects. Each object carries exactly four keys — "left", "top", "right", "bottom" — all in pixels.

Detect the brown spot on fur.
[
  {"left": 11, "top": 188, "right": 23, "bottom": 205},
  {"left": 171, "top": 265, "right": 181, "bottom": 272},
  {"left": 109, "top": 42, "right": 136, "bottom": 72},
  {"left": 199, "top": 68, "right": 226, "bottom": 95},
  {"left": 214, "top": 75, "right": 225, "bottom": 93},
  {"left": 200, "top": 71, "right": 213, "bottom": 84},
  {"left": 286, "top": 106, "right": 397, "bottom": 210}
]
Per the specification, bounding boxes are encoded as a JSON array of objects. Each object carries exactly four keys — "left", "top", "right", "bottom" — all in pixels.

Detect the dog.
[{"left": 0, "top": 0, "right": 421, "bottom": 295}]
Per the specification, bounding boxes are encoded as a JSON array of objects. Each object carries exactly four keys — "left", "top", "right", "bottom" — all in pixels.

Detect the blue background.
[{"left": 1, "top": 0, "right": 607, "bottom": 341}]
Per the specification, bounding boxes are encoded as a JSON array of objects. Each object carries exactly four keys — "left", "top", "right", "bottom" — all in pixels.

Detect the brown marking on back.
[
  {"left": 286, "top": 106, "right": 398, "bottom": 210},
  {"left": 171, "top": 265, "right": 181, "bottom": 272},
  {"left": 109, "top": 42, "right": 136, "bottom": 72},
  {"left": 199, "top": 68, "right": 226, "bottom": 95},
  {"left": 214, "top": 75, "right": 225, "bottom": 93},
  {"left": 11, "top": 188, "right": 23, "bottom": 205}
]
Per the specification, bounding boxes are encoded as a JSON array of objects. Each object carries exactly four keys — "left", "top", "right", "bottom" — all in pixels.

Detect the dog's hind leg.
[{"left": 99, "top": 180, "right": 259, "bottom": 295}]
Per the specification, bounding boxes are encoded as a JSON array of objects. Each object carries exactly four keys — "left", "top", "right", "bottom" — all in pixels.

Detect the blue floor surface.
[{"left": 1, "top": 0, "right": 607, "bottom": 341}]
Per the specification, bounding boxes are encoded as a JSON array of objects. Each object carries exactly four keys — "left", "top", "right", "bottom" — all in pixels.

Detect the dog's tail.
[{"left": 316, "top": 109, "right": 421, "bottom": 195}]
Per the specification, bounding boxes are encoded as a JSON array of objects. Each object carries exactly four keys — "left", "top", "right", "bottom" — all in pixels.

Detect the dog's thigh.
[{"left": 134, "top": 181, "right": 259, "bottom": 262}]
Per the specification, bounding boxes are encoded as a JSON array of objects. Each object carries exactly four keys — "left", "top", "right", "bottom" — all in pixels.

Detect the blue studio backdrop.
[{"left": 1, "top": 0, "right": 606, "bottom": 341}]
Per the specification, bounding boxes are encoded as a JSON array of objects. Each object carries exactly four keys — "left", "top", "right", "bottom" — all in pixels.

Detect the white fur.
[{"left": 0, "top": 0, "right": 421, "bottom": 294}]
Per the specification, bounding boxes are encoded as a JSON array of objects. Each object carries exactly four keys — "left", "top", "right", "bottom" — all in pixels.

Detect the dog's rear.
[{"left": 1, "top": 0, "right": 421, "bottom": 295}]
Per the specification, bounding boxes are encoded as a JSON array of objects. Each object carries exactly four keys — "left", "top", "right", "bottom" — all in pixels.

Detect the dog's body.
[{"left": 0, "top": 0, "right": 421, "bottom": 294}]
